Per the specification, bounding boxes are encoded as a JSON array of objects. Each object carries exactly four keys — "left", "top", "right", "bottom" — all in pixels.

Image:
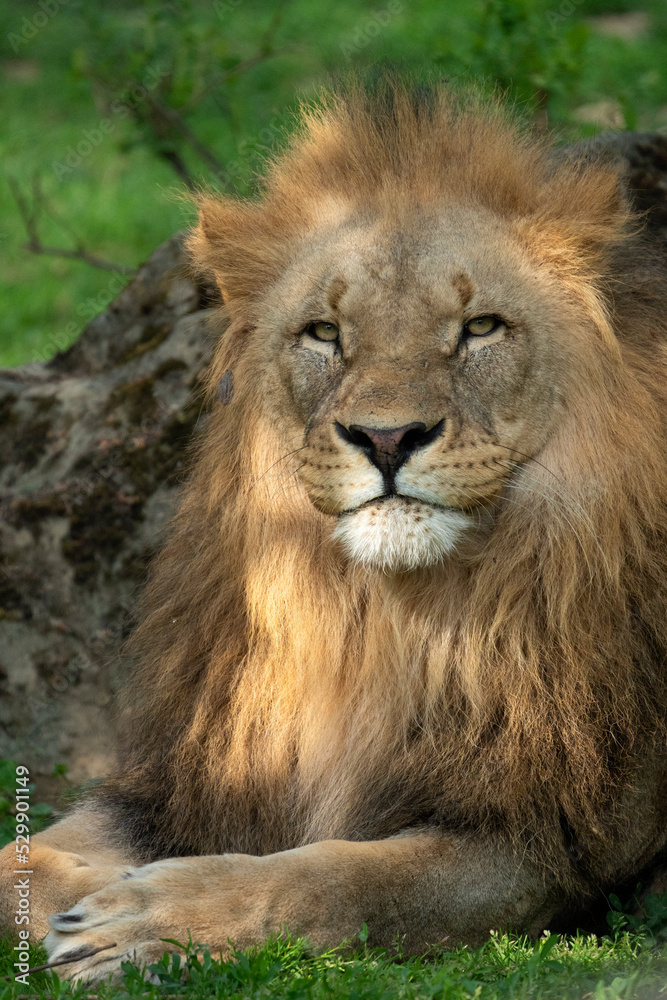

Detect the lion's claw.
[{"left": 43, "top": 862, "right": 202, "bottom": 984}]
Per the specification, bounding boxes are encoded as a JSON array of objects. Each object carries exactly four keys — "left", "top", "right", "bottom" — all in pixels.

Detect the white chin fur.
[{"left": 332, "top": 497, "right": 472, "bottom": 572}]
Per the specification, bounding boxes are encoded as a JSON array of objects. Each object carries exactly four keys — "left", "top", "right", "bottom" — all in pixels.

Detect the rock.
[
  {"left": 587, "top": 12, "right": 649, "bottom": 41},
  {"left": 573, "top": 100, "right": 625, "bottom": 131},
  {"left": 0, "top": 234, "right": 223, "bottom": 799}
]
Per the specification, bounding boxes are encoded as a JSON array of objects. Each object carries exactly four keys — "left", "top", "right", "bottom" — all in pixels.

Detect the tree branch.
[
  {"left": 8, "top": 176, "right": 136, "bottom": 275},
  {"left": 157, "top": 148, "right": 197, "bottom": 189},
  {"left": 182, "top": 48, "right": 287, "bottom": 113}
]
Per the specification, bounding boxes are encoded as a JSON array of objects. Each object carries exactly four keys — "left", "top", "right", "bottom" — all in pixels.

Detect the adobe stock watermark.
[
  {"left": 75, "top": 270, "right": 131, "bottom": 324},
  {"left": 340, "top": 0, "right": 403, "bottom": 60},
  {"left": 213, "top": 0, "right": 242, "bottom": 17},
  {"left": 546, "top": 0, "right": 585, "bottom": 29},
  {"left": 12, "top": 765, "right": 32, "bottom": 986},
  {"left": 72, "top": 451, "right": 127, "bottom": 504},
  {"left": 31, "top": 270, "right": 130, "bottom": 365},
  {"left": 7, "top": 0, "right": 70, "bottom": 53},
  {"left": 161, "top": 0, "right": 242, "bottom": 19},
  {"left": 210, "top": 107, "right": 283, "bottom": 189},
  {"left": 51, "top": 62, "right": 167, "bottom": 180}
]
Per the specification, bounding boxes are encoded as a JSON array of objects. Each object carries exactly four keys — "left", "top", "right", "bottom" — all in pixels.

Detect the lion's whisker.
[
  {"left": 492, "top": 443, "right": 563, "bottom": 486},
  {"left": 246, "top": 446, "right": 308, "bottom": 493}
]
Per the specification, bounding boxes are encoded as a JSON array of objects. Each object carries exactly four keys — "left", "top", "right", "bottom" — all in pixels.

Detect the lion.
[{"left": 3, "top": 83, "right": 667, "bottom": 983}]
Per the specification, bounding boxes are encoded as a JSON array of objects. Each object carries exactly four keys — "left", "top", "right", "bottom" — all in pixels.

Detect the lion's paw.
[
  {"left": 45, "top": 875, "right": 181, "bottom": 984},
  {"left": 46, "top": 935, "right": 171, "bottom": 985}
]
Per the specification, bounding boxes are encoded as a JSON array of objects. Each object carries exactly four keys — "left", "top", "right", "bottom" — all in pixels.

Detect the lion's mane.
[{"left": 102, "top": 86, "right": 667, "bottom": 895}]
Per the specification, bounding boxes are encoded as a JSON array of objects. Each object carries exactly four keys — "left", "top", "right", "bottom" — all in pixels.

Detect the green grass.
[
  {"left": 1, "top": 925, "right": 666, "bottom": 1000},
  {"left": 2, "top": 748, "right": 666, "bottom": 1000},
  {"left": 1, "top": 0, "right": 667, "bottom": 366},
  {"left": 1, "top": 760, "right": 667, "bottom": 998}
]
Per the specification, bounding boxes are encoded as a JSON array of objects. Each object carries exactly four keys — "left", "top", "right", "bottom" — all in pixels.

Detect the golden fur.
[
  {"left": 103, "top": 84, "right": 667, "bottom": 886},
  {"left": 3, "top": 84, "right": 667, "bottom": 978}
]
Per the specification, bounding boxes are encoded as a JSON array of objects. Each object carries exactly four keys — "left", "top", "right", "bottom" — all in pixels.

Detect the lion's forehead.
[{"left": 270, "top": 213, "right": 542, "bottom": 343}]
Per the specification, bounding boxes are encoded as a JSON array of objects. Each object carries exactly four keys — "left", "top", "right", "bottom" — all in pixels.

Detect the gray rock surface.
[{"left": 0, "top": 234, "right": 224, "bottom": 799}]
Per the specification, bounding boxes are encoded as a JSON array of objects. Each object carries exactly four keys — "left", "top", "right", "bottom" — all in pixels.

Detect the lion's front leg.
[{"left": 45, "top": 832, "right": 560, "bottom": 983}]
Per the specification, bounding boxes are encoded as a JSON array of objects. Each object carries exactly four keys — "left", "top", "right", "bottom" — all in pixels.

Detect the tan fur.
[
  {"left": 0, "top": 808, "right": 131, "bottom": 939},
  {"left": 3, "top": 83, "right": 667, "bottom": 982}
]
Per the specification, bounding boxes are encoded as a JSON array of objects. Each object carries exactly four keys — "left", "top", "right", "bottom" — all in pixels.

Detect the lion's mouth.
[
  {"left": 339, "top": 494, "right": 464, "bottom": 517},
  {"left": 332, "top": 495, "right": 478, "bottom": 572}
]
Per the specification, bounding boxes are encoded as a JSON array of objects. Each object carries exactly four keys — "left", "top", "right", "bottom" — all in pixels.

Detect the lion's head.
[
  {"left": 188, "top": 85, "right": 633, "bottom": 574},
  {"left": 109, "top": 85, "right": 667, "bottom": 875},
  {"left": 243, "top": 206, "right": 562, "bottom": 574}
]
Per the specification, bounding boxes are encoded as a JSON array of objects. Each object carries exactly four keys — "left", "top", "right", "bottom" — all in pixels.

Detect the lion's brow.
[
  {"left": 452, "top": 273, "right": 474, "bottom": 307},
  {"left": 327, "top": 275, "right": 348, "bottom": 310}
]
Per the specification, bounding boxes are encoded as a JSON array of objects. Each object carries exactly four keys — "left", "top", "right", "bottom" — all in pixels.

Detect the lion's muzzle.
[{"left": 335, "top": 419, "right": 445, "bottom": 492}]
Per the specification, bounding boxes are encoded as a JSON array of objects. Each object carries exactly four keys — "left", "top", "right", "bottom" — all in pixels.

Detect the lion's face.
[{"left": 258, "top": 204, "right": 572, "bottom": 572}]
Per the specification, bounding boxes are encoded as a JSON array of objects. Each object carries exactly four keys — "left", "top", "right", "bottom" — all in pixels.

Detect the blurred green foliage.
[{"left": 0, "top": 0, "right": 666, "bottom": 366}]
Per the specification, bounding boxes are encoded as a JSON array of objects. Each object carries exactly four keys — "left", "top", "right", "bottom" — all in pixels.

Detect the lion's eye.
[
  {"left": 306, "top": 322, "right": 339, "bottom": 342},
  {"left": 464, "top": 315, "right": 499, "bottom": 337}
]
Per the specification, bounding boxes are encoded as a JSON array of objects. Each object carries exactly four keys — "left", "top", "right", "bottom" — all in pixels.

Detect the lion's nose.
[{"left": 335, "top": 420, "right": 444, "bottom": 482}]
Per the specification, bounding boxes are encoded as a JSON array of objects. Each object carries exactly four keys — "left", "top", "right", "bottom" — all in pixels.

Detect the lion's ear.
[
  {"left": 518, "top": 164, "right": 632, "bottom": 290},
  {"left": 517, "top": 165, "right": 631, "bottom": 354},
  {"left": 186, "top": 195, "right": 289, "bottom": 311},
  {"left": 540, "top": 164, "right": 632, "bottom": 252}
]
